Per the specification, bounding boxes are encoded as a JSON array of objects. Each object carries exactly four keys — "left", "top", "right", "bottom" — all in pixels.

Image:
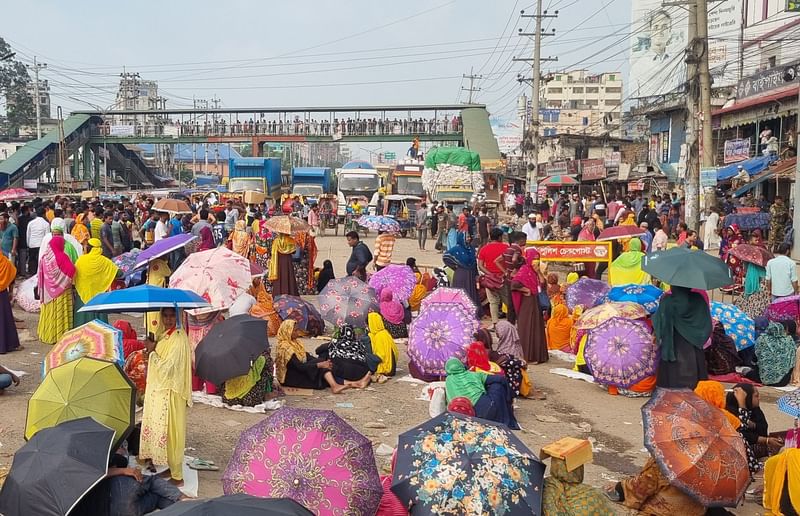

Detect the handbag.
[
  {"left": 538, "top": 290, "right": 551, "bottom": 311},
  {"left": 479, "top": 272, "right": 504, "bottom": 290}
]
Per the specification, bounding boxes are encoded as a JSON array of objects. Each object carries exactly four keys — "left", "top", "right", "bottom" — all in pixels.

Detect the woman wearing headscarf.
[
  {"left": 0, "top": 253, "right": 20, "bottom": 354},
  {"left": 274, "top": 319, "right": 349, "bottom": 393},
  {"left": 703, "top": 321, "right": 742, "bottom": 375},
  {"left": 443, "top": 232, "right": 480, "bottom": 319},
  {"left": 367, "top": 312, "right": 398, "bottom": 377},
  {"left": 248, "top": 277, "right": 281, "bottom": 336},
  {"left": 268, "top": 232, "right": 298, "bottom": 296},
  {"left": 495, "top": 320, "right": 525, "bottom": 361},
  {"left": 318, "top": 324, "right": 373, "bottom": 387},
  {"left": 444, "top": 358, "right": 519, "bottom": 429},
  {"left": 653, "top": 286, "right": 712, "bottom": 389},
  {"left": 651, "top": 223, "right": 669, "bottom": 251},
  {"left": 40, "top": 218, "right": 83, "bottom": 261},
  {"left": 197, "top": 225, "right": 215, "bottom": 252},
  {"left": 145, "top": 258, "right": 171, "bottom": 339},
  {"left": 37, "top": 231, "right": 77, "bottom": 344},
  {"left": 722, "top": 224, "right": 745, "bottom": 292},
  {"left": 73, "top": 238, "right": 119, "bottom": 327},
  {"left": 764, "top": 449, "right": 800, "bottom": 515},
  {"left": 748, "top": 322, "right": 796, "bottom": 386},
  {"left": 316, "top": 259, "right": 335, "bottom": 293},
  {"left": 511, "top": 248, "right": 548, "bottom": 364},
  {"left": 379, "top": 289, "right": 408, "bottom": 339},
  {"left": 222, "top": 345, "right": 278, "bottom": 408},
  {"left": 546, "top": 304, "right": 574, "bottom": 351},
  {"left": 545, "top": 272, "right": 565, "bottom": 307},
  {"left": 608, "top": 238, "right": 650, "bottom": 286},
  {"left": 726, "top": 384, "right": 781, "bottom": 468},
  {"left": 71, "top": 216, "right": 91, "bottom": 253},
  {"left": 407, "top": 271, "right": 428, "bottom": 312},
  {"left": 229, "top": 220, "right": 252, "bottom": 260},
  {"left": 577, "top": 219, "right": 597, "bottom": 278}
]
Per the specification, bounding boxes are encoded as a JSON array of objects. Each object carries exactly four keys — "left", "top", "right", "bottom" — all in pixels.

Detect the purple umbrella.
[
  {"left": 420, "top": 287, "right": 477, "bottom": 316},
  {"left": 565, "top": 277, "right": 610, "bottom": 311},
  {"left": 274, "top": 295, "right": 325, "bottom": 336},
  {"left": 319, "top": 277, "right": 380, "bottom": 329},
  {"left": 766, "top": 294, "right": 800, "bottom": 321},
  {"left": 134, "top": 234, "right": 197, "bottom": 270},
  {"left": 368, "top": 264, "right": 416, "bottom": 302},
  {"left": 408, "top": 304, "right": 478, "bottom": 378},
  {"left": 584, "top": 317, "right": 657, "bottom": 388}
]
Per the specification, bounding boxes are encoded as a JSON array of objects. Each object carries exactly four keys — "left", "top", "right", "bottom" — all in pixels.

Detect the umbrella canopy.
[
  {"left": 157, "top": 495, "right": 314, "bottom": 516},
  {"left": 169, "top": 247, "right": 251, "bottom": 314},
  {"left": 778, "top": 390, "right": 800, "bottom": 418},
  {"left": 274, "top": 295, "right": 325, "bottom": 336},
  {"left": 584, "top": 317, "right": 657, "bottom": 388},
  {"left": 420, "top": 287, "right": 477, "bottom": 316},
  {"left": 153, "top": 198, "right": 192, "bottom": 214},
  {"left": 112, "top": 249, "right": 143, "bottom": 276},
  {"left": 195, "top": 315, "right": 268, "bottom": 385},
  {"left": 710, "top": 301, "right": 755, "bottom": 351},
  {"left": 565, "top": 277, "right": 610, "bottom": 311},
  {"left": 318, "top": 276, "right": 380, "bottom": 329},
  {"left": 264, "top": 215, "right": 310, "bottom": 234},
  {"left": 605, "top": 284, "right": 664, "bottom": 314},
  {"left": 643, "top": 247, "right": 733, "bottom": 290},
  {"left": 368, "top": 264, "right": 417, "bottom": 302},
  {"left": 728, "top": 244, "right": 773, "bottom": 267},
  {"left": 642, "top": 389, "right": 749, "bottom": 507},
  {"left": 575, "top": 301, "right": 649, "bottom": 330},
  {"left": 597, "top": 225, "right": 647, "bottom": 241},
  {"left": 79, "top": 284, "right": 210, "bottom": 313},
  {"left": 392, "top": 412, "right": 546, "bottom": 516},
  {"left": 134, "top": 233, "right": 197, "bottom": 270},
  {"left": 408, "top": 303, "right": 477, "bottom": 377},
  {"left": 222, "top": 408, "right": 383, "bottom": 515},
  {"left": 539, "top": 175, "right": 578, "bottom": 186},
  {"left": 26, "top": 357, "right": 135, "bottom": 451},
  {"left": 42, "top": 319, "right": 124, "bottom": 378},
  {"left": 0, "top": 187, "right": 34, "bottom": 201},
  {"left": 357, "top": 215, "right": 400, "bottom": 233},
  {"left": 766, "top": 294, "right": 800, "bottom": 321},
  {"left": 0, "top": 418, "right": 115, "bottom": 516}
]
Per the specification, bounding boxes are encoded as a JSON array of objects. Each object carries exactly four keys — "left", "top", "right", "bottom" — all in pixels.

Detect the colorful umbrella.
[
  {"left": 0, "top": 187, "right": 34, "bottom": 201},
  {"left": 112, "top": 249, "right": 142, "bottom": 276},
  {"left": 42, "top": 320, "right": 124, "bottom": 378},
  {"left": 26, "top": 357, "right": 135, "bottom": 451},
  {"left": 575, "top": 301, "right": 648, "bottom": 330},
  {"left": 539, "top": 175, "right": 577, "bottom": 186},
  {"left": 643, "top": 247, "right": 733, "bottom": 290},
  {"left": 153, "top": 198, "right": 192, "bottom": 214},
  {"left": 157, "top": 494, "right": 314, "bottom": 516},
  {"left": 766, "top": 295, "right": 800, "bottom": 321},
  {"left": 565, "top": 277, "right": 610, "bottom": 311},
  {"left": 392, "top": 412, "right": 545, "bottom": 516},
  {"left": 169, "top": 247, "right": 251, "bottom": 314},
  {"left": 777, "top": 390, "right": 800, "bottom": 418},
  {"left": 263, "top": 215, "right": 310, "bottom": 234},
  {"left": 222, "top": 408, "right": 383, "bottom": 516},
  {"left": 357, "top": 215, "right": 400, "bottom": 234},
  {"left": 0, "top": 418, "right": 115, "bottom": 516},
  {"left": 134, "top": 233, "right": 197, "bottom": 270},
  {"left": 318, "top": 276, "right": 380, "bottom": 329},
  {"left": 274, "top": 295, "right": 325, "bottom": 336},
  {"left": 584, "top": 318, "right": 657, "bottom": 388},
  {"left": 597, "top": 225, "right": 647, "bottom": 241},
  {"left": 408, "top": 303, "right": 477, "bottom": 378},
  {"left": 710, "top": 301, "right": 755, "bottom": 351},
  {"left": 605, "top": 284, "right": 664, "bottom": 314},
  {"left": 728, "top": 244, "right": 774, "bottom": 267},
  {"left": 642, "top": 389, "right": 749, "bottom": 507},
  {"left": 420, "top": 287, "right": 477, "bottom": 316},
  {"left": 195, "top": 315, "right": 269, "bottom": 385},
  {"left": 79, "top": 285, "right": 210, "bottom": 313},
  {"left": 368, "top": 264, "right": 416, "bottom": 302}
]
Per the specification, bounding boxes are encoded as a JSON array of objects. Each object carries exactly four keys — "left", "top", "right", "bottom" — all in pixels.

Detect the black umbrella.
[
  {"left": 0, "top": 417, "right": 115, "bottom": 516},
  {"left": 157, "top": 494, "right": 314, "bottom": 516},
  {"left": 195, "top": 314, "right": 268, "bottom": 385}
]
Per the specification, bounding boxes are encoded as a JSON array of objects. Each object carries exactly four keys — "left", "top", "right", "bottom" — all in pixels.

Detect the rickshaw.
[
  {"left": 383, "top": 194, "right": 422, "bottom": 238},
  {"left": 318, "top": 194, "right": 339, "bottom": 236}
]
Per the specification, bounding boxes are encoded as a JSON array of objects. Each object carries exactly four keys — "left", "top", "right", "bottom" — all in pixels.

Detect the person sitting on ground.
[
  {"left": 703, "top": 321, "right": 742, "bottom": 376},
  {"left": 315, "top": 324, "right": 373, "bottom": 389},
  {"left": 444, "top": 357, "right": 519, "bottom": 429},
  {"left": 367, "top": 312, "right": 398, "bottom": 380},
  {"left": 763, "top": 448, "right": 800, "bottom": 516},
  {"left": 0, "top": 364, "right": 19, "bottom": 394},
  {"left": 316, "top": 259, "right": 335, "bottom": 292},
  {"left": 379, "top": 289, "right": 408, "bottom": 339},
  {"left": 609, "top": 238, "right": 649, "bottom": 286},
  {"left": 747, "top": 322, "right": 796, "bottom": 387},
  {"left": 546, "top": 304, "right": 574, "bottom": 352},
  {"left": 275, "top": 319, "right": 351, "bottom": 394},
  {"left": 726, "top": 383, "right": 783, "bottom": 462},
  {"left": 408, "top": 271, "right": 429, "bottom": 312},
  {"left": 542, "top": 440, "right": 615, "bottom": 516}
]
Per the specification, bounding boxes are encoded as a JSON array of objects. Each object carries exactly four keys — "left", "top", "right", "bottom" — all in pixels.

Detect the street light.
[{"left": 358, "top": 145, "right": 383, "bottom": 163}]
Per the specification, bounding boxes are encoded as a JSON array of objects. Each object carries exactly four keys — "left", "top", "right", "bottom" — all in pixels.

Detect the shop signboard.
[
  {"left": 528, "top": 241, "right": 612, "bottom": 266},
  {"left": 736, "top": 58, "right": 800, "bottom": 99},
  {"left": 545, "top": 161, "right": 569, "bottom": 176},
  {"left": 700, "top": 167, "right": 718, "bottom": 187},
  {"left": 604, "top": 151, "right": 621, "bottom": 168},
  {"left": 628, "top": 180, "right": 646, "bottom": 191},
  {"left": 723, "top": 138, "right": 750, "bottom": 163},
  {"left": 580, "top": 159, "right": 607, "bottom": 181}
]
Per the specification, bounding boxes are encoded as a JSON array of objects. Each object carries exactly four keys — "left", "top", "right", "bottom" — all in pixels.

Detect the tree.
[{"left": 0, "top": 37, "right": 34, "bottom": 138}]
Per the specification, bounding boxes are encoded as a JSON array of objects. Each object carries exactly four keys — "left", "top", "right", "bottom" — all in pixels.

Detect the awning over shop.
[
  {"left": 733, "top": 171, "right": 774, "bottom": 197},
  {"left": 717, "top": 155, "right": 774, "bottom": 180},
  {"left": 714, "top": 84, "right": 799, "bottom": 129}
]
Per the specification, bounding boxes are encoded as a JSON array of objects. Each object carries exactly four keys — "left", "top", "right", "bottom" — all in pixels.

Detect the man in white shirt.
[
  {"left": 154, "top": 212, "right": 169, "bottom": 243},
  {"left": 521, "top": 213, "right": 540, "bottom": 242},
  {"left": 765, "top": 243, "right": 798, "bottom": 300},
  {"left": 224, "top": 201, "right": 239, "bottom": 232},
  {"left": 26, "top": 207, "right": 50, "bottom": 275}
]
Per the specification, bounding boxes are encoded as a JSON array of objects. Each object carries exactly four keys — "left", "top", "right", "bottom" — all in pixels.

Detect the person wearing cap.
[
  {"left": 521, "top": 213, "right": 541, "bottom": 242},
  {"left": 73, "top": 237, "right": 119, "bottom": 327},
  {"left": 37, "top": 219, "right": 83, "bottom": 344}
]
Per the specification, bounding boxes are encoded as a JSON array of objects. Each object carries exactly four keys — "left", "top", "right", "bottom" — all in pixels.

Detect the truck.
[
  {"left": 422, "top": 147, "right": 484, "bottom": 211},
  {"left": 227, "top": 157, "right": 282, "bottom": 204},
  {"left": 291, "top": 167, "right": 332, "bottom": 203},
  {"left": 336, "top": 160, "right": 382, "bottom": 221},
  {"left": 388, "top": 160, "right": 425, "bottom": 199}
]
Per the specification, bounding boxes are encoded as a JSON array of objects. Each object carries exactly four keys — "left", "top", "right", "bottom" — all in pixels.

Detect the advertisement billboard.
[{"left": 490, "top": 116, "right": 523, "bottom": 156}]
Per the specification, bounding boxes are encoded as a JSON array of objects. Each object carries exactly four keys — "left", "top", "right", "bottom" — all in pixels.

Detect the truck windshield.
[
  {"left": 395, "top": 176, "right": 424, "bottom": 195},
  {"left": 229, "top": 178, "right": 265, "bottom": 192},
  {"left": 293, "top": 184, "right": 323, "bottom": 196},
  {"left": 339, "top": 175, "right": 380, "bottom": 192}
]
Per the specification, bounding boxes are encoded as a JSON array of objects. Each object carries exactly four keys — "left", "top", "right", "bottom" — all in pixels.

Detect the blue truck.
[
  {"left": 291, "top": 167, "right": 332, "bottom": 203},
  {"left": 227, "top": 158, "right": 282, "bottom": 202}
]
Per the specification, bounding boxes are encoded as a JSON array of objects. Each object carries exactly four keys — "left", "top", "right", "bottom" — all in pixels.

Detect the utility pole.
[
  {"left": 461, "top": 67, "right": 483, "bottom": 104},
  {"left": 696, "top": 0, "right": 715, "bottom": 212},
  {"left": 518, "top": 3, "right": 558, "bottom": 197},
  {"left": 681, "top": 0, "right": 700, "bottom": 230},
  {"left": 29, "top": 57, "right": 47, "bottom": 139}
]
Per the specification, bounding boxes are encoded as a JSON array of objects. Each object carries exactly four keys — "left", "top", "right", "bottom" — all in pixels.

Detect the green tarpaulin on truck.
[{"left": 424, "top": 147, "right": 481, "bottom": 172}]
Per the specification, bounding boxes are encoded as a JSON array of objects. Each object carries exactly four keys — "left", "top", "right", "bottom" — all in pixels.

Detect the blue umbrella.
[
  {"left": 78, "top": 285, "right": 210, "bottom": 313},
  {"left": 606, "top": 284, "right": 664, "bottom": 314},
  {"left": 778, "top": 390, "right": 800, "bottom": 418},
  {"left": 710, "top": 301, "right": 755, "bottom": 351},
  {"left": 357, "top": 215, "right": 400, "bottom": 234}
]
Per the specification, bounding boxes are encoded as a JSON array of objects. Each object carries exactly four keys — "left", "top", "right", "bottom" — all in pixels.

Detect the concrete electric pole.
[
  {"left": 30, "top": 57, "right": 47, "bottom": 140},
  {"left": 462, "top": 67, "right": 483, "bottom": 104}
]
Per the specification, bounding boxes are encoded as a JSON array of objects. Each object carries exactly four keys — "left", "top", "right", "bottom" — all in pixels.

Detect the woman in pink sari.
[
  {"left": 37, "top": 234, "right": 77, "bottom": 344},
  {"left": 577, "top": 219, "right": 597, "bottom": 278},
  {"left": 510, "top": 248, "right": 548, "bottom": 364}
]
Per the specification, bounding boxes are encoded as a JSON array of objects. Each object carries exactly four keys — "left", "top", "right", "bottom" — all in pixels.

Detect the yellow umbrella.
[
  {"left": 26, "top": 357, "right": 135, "bottom": 450},
  {"left": 574, "top": 301, "right": 648, "bottom": 330}
]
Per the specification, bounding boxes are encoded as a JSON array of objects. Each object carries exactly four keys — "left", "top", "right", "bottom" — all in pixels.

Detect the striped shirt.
[{"left": 374, "top": 234, "right": 396, "bottom": 267}]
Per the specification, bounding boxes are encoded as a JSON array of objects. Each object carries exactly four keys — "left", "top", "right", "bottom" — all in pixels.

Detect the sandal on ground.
[
  {"left": 604, "top": 487, "right": 622, "bottom": 502},
  {"left": 188, "top": 458, "right": 219, "bottom": 471}
]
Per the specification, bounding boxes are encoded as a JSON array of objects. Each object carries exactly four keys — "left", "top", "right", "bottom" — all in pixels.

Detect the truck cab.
[
  {"left": 291, "top": 167, "right": 331, "bottom": 204},
  {"left": 336, "top": 160, "right": 382, "bottom": 219},
  {"left": 390, "top": 160, "right": 425, "bottom": 199}
]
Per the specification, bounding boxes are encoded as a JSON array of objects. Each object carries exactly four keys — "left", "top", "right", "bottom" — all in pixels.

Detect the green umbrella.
[{"left": 642, "top": 246, "right": 733, "bottom": 290}]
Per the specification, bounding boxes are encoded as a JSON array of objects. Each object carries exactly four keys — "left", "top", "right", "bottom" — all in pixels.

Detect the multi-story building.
[
  {"left": 539, "top": 70, "right": 623, "bottom": 137},
  {"left": 113, "top": 73, "right": 167, "bottom": 127},
  {"left": 26, "top": 79, "right": 50, "bottom": 119}
]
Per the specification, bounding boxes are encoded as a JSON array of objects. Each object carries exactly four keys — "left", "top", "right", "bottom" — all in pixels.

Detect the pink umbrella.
[
  {"left": 0, "top": 188, "right": 34, "bottom": 201},
  {"left": 368, "top": 264, "right": 416, "bottom": 302},
  {"left": 766, "top": 295, "right": 800, "bottom": 321},
  {"left": 169, "top": 247, "right": 251, "bottom": 314},
  {"left": 420, "top": 287, "right": 477, "bottom": 317}
]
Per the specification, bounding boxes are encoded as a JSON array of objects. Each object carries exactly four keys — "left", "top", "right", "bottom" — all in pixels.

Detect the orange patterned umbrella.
[
  {"left": 642, "top": 389, "right": 749, "bottom": 507},
  {"left": 574, "top": 301, "right": 647, "bottom": 330}
]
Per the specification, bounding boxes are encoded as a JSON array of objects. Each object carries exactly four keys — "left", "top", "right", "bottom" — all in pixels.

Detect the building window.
[
  {"left": 605, "top": 87, "right": 622, "bottom": 93},
  {"left": 586, "top": 87, "right": 599, "bottom": 93},
  {"left": 582, "top": 117, "right": 589, "bottom": 126},
  {"left": 572, "top": 87, "right": 584, "bottom": 94},
  {"left": 608, "top": 74, "right": 616, "bottom": 81},
  {"left": 555, "top": 75, "right": 562, "bottom": 81},
  {"left": 768, "top": 56, "right": 777, "bottom": 68},
  {"left": 548, "top": 87, "right": 563, "bottom": 94}
]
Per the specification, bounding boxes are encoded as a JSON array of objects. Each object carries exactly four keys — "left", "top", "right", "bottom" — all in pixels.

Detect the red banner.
[
  {"left": 580, "top": 159, "right": 607, "bottom": 180},
  {"left": 527, "top": 241, "right": 612, "bottom": 263}
]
